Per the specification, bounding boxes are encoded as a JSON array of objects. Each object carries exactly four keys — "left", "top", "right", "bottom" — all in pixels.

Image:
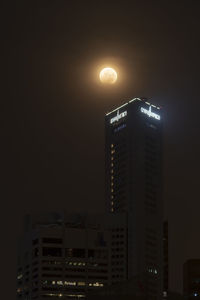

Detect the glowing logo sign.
[
  {"left": 110, "top": 110, "right": 127, "bottom": 124},
  {"left": 140, "top": 106, "right": 160, "bottom": 120}
]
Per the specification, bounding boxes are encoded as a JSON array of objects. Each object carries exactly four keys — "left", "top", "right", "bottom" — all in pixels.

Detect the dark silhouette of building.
[
  {"left": 105, "top": 98, "right": 163, "bottom": 300},
  {"left": 17, "top": 212, "right": 127, "bottom": 300},
  {"left": 183, "top": 259, "right": 200, "bottom": 299}
]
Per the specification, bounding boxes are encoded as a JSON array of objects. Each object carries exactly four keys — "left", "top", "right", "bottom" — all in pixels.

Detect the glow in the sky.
[{"left": 99, "top": 67, "right": 117, "bottom": 84}]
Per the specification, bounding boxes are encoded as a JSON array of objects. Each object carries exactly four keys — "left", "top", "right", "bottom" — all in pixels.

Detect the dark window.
[
  {"left": 42, "top": 274, "right": 62, "bottom": 278},
  {"left": 42, "top": 267, "right": 51, "bottom": 271},
  {"left": 42, "top": 238, "right": 62, "bottom": 244},
  {"left": 32, "top": 239, "right": 38, "bottom": 246},
  {"left": 33, "top": 248, "right": 39, "bottom": 258},
  {"left": 88, "top": 275, "right": 108, "bottom": 280},
  {"left": 42, "top": 247, "right": 62, "bottom": 257},
  {"left": 64, "top": 274, "right": 85, "bottom": 279},
  {"left": 88, "top": 249, "right": 108, "bottom": 259},
  {"left": 88, "top": 269, "right": 107, "bottom": 273},
  {"left": 65, "top": 248, "right": 85, "bottom": 258},
  {"left": 65, "top": 268, "right": 85, "bottom": 272}
]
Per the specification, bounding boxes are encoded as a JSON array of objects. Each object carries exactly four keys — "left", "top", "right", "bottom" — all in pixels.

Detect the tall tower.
[{"left": 105, "top": 98, "right": 163, "bottom": 299}]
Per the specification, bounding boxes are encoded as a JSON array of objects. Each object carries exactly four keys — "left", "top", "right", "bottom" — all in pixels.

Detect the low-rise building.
[{"left": 17, "top": 212, "right": 127, "bottom": 300}]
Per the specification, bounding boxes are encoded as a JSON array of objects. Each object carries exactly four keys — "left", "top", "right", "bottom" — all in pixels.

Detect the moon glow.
[{"left": 99, "top": 67, "right": 118, "bottom": 84}]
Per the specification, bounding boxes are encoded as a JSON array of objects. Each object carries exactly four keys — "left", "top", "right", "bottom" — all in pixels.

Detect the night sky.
[{"left": 3, "top": 1, "right": 200, "bottom": 298}]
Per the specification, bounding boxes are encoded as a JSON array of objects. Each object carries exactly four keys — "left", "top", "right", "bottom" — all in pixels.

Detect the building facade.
[
  {"left": 17, "top": 212, "right": 127, "bottom": 300},
  {"left": 105, "top": 98, "right": 163, "bottom": 299},
  {"left": 183, "top": 259, "right": 200, "bottom": 299}
]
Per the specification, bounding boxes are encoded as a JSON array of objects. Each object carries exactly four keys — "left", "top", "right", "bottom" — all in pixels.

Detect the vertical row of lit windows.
[
  {"left": 110, "top": 144, "right": 115, "bottom": 212},
  {"left": 109, "top": 140, "right": 128, "bottom": 213}
]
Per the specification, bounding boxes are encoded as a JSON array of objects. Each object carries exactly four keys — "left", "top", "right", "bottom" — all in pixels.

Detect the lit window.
[
  {"left": 163, "top": 291, "right": 167, "bottom": 298},
  {"left": 111, "top": 157, "right": 114, "bottom": 161},
  {"left": 17, "top": 274, "right": 23, "bottom": 280},
  {"left": 111, "top": 144, "right": 114, "bottom": 148},
  {"left": 93, "top": 282, "right": 104, "bottom": 287},
  {"left": 64, "top": 281, "right": 76, "bottom": 286},
  {"left": 78, "top": 282, "right": 86, "bottom": 286},
  {"left": 111, "top": 189, "right": 114, "bottom": 193}
]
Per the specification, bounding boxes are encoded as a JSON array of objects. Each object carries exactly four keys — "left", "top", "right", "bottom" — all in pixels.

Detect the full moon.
[{"left": 99, "top": 67, "right": 118, "bottom": 84}]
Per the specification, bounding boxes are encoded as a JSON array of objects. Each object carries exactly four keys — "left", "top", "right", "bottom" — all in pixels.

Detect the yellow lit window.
[
  {"left": 111, "top": 169, "right": 113, "bottom": 173},
  {"left": 17, "top": 274, "right": 23, "bottom": 280},
  {"left": 111, "top": 157, "right": 114, "bottom": 160},
  {"left": 111, "top": 201, "right": 114, "bottom": 206},
  {"left": 64, "top": 281, "right": 76, "bottom": 286},
  {"left": 111, "top": 195, "right": 114, "bottom": 199},
  {"left": 78, "top": 282, "right": 86, "bottom": 286},
  {"left": 93, "top": 282, "right": 104, "bottom": 287},
  {"left": 111, "top": 182, "right": 113, "bottom": 186},
  {"left": 111, "top": 163, "right": 114, "bottom": 167},
  {"left": 111, "top": 144, "right": 114, "bottom": 148}
]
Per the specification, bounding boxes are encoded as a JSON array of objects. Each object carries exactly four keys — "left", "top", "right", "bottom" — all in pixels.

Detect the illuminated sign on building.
[
  {"left": 110, "top": 110, "right": 127, "bottom": 124},
  {"left": 140, "top": 106, "right": 160, "bottom": 120}
]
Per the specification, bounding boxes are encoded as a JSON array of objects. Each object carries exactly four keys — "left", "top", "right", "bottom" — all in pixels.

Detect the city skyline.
[{"left": 2, "top": 1, "right": 200, "bottom": 299}]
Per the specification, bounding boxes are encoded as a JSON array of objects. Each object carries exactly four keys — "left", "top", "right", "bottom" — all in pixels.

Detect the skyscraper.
[{"left": 105, "top": 98, "right": 163, "bottom": 299}]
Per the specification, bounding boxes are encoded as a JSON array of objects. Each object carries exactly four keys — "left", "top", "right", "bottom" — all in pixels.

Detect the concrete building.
[
  {"left": 105, "top": 98, "right": 163, "bottom": 300},
  {"left": 17, "top": 212, "right": 127, "bottom": 300},
  {"left": 183, "top": 259, "right": 200, "bottom": 299}
]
